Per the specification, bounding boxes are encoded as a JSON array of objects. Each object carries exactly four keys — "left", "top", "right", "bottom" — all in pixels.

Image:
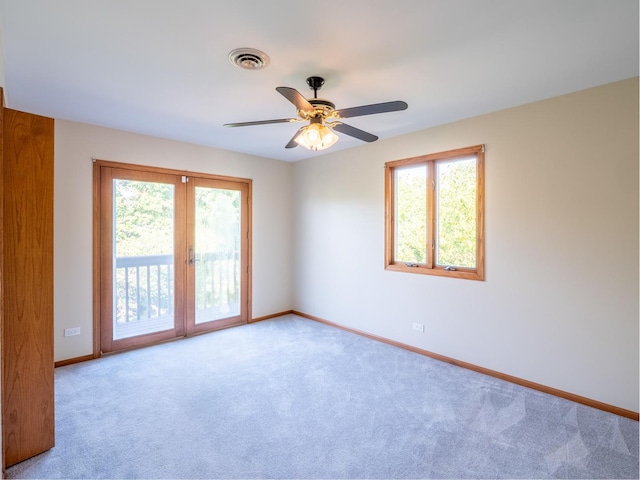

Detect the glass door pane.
[
  {"left": 193, "top": 185, "right": 241, "bottom": 324},
  {"left": 98, "top": 164, "right": 247, "bottom": 354},
  {"left": 113, "top": 179, "right": 176, "bottom": 340}
]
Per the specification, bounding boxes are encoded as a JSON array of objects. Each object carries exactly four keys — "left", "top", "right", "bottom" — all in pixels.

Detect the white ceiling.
[{"left": 0, "top": 0, "right": 637, "bottom": 162}]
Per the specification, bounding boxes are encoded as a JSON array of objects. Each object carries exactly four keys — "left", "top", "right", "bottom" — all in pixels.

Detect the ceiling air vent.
[{"left": 228, "top": 48, "right": 270, "bottom": 70}]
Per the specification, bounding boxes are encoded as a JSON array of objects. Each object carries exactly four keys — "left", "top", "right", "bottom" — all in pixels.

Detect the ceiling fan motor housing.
[
  {"left": 297, "top": 97, "right": 335, "bottom": 120},
  {"left": 310, "top": 98, "right": 334, "bottom": 109}
]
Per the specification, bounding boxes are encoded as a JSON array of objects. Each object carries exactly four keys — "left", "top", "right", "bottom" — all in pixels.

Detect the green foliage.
[
  {"left": 112, "top": 181, "right": 243, "bottom": 325},
  {"left": 114, "top": 180, "right": 175, "bottom": 323},
  {"left": 394, "top": 158, "right": 477, "bottom": 267},
  {"left": 114, "top": 180, "right": 174, "bottom": 256},
  {"left": 396, "top": 166, "right": 427, "bottom": 263},
  {"left": 436, "top": 159, "right": 476, "bottom": 268}
]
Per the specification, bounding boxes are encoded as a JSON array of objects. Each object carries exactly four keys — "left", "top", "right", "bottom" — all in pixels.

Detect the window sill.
[{"left": 385, "top": 263, "right": 484, "bottom": 281}]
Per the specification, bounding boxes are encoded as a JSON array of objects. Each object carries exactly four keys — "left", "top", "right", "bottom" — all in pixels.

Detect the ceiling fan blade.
[
  {"left": 335, "top": 100, "right": 408, "bottom": 119},
  {"left": 285, "top": 128, "right": 304, "bottom": 148},
  {"left": 223, "top": 118, "right": 296, "bottom": 127},
  {"left": 276, "top": 87, "right": 315, "bottom": 114},
  {"left": 331, "top": 123, "right": 378, "bottom": 143}
]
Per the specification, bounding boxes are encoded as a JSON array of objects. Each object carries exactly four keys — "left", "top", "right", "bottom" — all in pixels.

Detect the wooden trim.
[
  {"left": 426, "top": 162, "right": 435, "bottom": 268},
  {"left": 250, "top": 310, "right": 294, "bottom": 323},
  {"left": 100, "top": 168, "right": 187, "bottom": 352},
  {"left": 185, "top": 177, "right": 196, "bottom": 336},
  {"left": 245, "top": 182, "right": 253, "bottom": 324},
  {"left": 386, "top": 144, "right": 485, "bottom": 168},
  {"left": 383, "top": 163, "right": 393, "bottom": 270},
  {"left": 98, "top": 167, "right": 118, "bottom": 352},
  {"left": 55, "top": 310, "right": 290, "bottom": 367},
  {"left": 190, "top": 317, "right": 246, "bottom": 335},
  {"left": 92, "top": 161, "right": 102, "bottom": 358},
  {"left": 54, "top": 355, "right": 95, "bottom": 368},
  {"left": 0, "top": 87, "right": 5, "bottom": 475},
  {"left": 475, "top": 147, "right": 485, "bottom": 280},
  {"left": 93, "top": 159, "right": 252, "bottom": 186},
  {"left": 385, "top": 263, "right": 483, "bottom": 280},
  {"left": 98, "top": 167, "right": 113, "bottom": 353},
  {"left": 292, "top": 310, "right": 639, "bottom": 421},
  {"left": 56, "top": 307, "right": 640, "bottom": 420}
]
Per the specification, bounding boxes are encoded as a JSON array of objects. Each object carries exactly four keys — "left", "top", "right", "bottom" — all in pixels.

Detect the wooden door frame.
[
  {"left": 93, "top": 160, "right": 252, "bottom": 356},
  {"left": 98, "top": 166, "right": 188, "bottom": 353}
]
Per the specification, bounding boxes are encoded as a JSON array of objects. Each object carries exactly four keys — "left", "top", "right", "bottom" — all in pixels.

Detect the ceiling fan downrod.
[{"left": 306, "top": 76, "right": 325, "bottom": 99}]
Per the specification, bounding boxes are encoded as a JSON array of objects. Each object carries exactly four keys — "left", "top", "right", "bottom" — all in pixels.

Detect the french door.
[{"left": 95, "top": 161, "right": 251, "bottom": 354}]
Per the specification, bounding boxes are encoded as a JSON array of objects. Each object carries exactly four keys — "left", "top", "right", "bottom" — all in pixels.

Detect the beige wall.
[
  {"left": 0, "top": 22, "right": 5, "bottom": 89},
  {"left": 54, "top": 121, "right": 293, "bottom": 361},
  {"left": 291, "top": 78, "right": 639, "bottom": 412}
]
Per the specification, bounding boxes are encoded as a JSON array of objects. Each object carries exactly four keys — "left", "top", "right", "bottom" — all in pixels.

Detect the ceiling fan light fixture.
[{"left": 295, "top": 123, "right": 339, "bottom": 151}]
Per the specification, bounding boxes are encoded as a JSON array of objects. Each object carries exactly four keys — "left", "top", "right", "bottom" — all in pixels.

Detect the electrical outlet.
[
  {"left": 64, "top": 327, "right": 81, "bottom": 337},
  {"left": 412, "top": 322, "right": 425, "bottom": 333}
]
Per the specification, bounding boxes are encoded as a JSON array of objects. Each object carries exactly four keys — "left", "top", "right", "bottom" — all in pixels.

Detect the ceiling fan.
[{"left": 223, "top": 76, "right": 408, "bottom": 151}]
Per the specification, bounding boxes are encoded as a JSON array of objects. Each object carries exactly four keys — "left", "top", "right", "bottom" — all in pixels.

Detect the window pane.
[
  {"left": 395, "top": 165, "right": 427, "bottom": 263},
  {"left": 436, "top": 157, "right": 476, "bottom": 268}
]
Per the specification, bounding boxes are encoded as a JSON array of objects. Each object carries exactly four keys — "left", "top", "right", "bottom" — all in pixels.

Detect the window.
[{"left": 384, "top": 145, "right": 485, "bottom": 280}]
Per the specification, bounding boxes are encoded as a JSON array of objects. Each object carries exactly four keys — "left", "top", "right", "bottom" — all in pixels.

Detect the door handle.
[{"left": 189, "top": 246, "right": 195, "bottom": 266}]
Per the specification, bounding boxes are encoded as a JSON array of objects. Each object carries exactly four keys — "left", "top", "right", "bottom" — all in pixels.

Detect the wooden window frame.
[{"left": 384, "top": 145, "right": 485, "bottom": 281}]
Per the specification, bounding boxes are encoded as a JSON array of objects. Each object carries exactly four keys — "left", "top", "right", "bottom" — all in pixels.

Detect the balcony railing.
[{"left": 114, "top": 252, "right": 239, "bottom": 339}]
